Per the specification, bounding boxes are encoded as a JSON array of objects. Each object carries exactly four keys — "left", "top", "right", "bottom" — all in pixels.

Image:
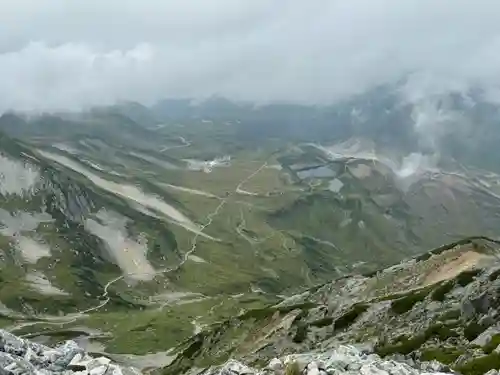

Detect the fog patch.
[{"left": 393, "top": 152, "right": 439, "bottom": 191}]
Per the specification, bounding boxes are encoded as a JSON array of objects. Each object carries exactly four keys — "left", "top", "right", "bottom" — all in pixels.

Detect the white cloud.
[{"left": 1, "top": 0, "right": 500, "bottom": 110}]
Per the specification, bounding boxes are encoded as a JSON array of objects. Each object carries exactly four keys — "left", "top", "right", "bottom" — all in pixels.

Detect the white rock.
[
  {"left": 307, "top": 362, "right": 319, "bottom": 370},
  {"left": 90, "top": 365, "right": 109, "bottom": 375},
  {"left": 69, "top": 353, "right": 84, "bottom": 365},
  {"left": 42, "top": 349, "right": 61, "bottom": 362},
  {"left": 268, "top": 358, "right": 283, "bottom": 371},
  {"left": 107, "top": 364, "right": 124, "bottom": 375},
  {"left": 24, "top": 347, "right": 35, "bottom": 362},
  {"left": 96, "top": 357, "right": 112, "bottom": 365}
]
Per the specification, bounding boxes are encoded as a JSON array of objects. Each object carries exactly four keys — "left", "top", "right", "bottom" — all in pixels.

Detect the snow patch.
[
  {"left": 0, "top": 154, "right": 40, "bottom": 196},
  {"left": 85, "top": 210, "right": 155, "bottom": 281},
  {"left": 26, "top": 272, "right": 68, "bottom": 296},
  {"left": 37, "top": 150, "right": 213, "bottom": 239}
]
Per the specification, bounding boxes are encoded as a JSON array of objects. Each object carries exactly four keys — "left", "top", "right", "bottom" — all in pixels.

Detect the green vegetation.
[
  {"left": 390, "top": 287, "right": 433, "bottom": 314},
  {"left": 489, "top": 268, "right": 500, "bottom": 281},
  {"left": 483, "top": 334, "right": 500, "bottom": 354},
  {"left": 293, "top": 323, "right": 309, "bottom": 343},
  {"left": 456, "top": 353, "right": 500, "bottom": 375},
  {"left": 334, "top": 303, "right": 369, "bottom": 331},
  {"left": 309, "top": 316, "right": 334, "bottom": 328},
  {"left": 456, "top": 269, "right": 482, "bottom": 287},
  {"left": 421, "top": 347, "right": 464, "bottom": 364},
  {"left": 376, "top": 322, "right": 460, "bottom": 357},
  {"left": 464, "top": 322, "right": 489, "bottom": 342},
  {"left": 437, "top": 309, "right": 461, "bottom": 321},
  {"left": 431, "top": 280, "right": 455, "bottom": 301}
]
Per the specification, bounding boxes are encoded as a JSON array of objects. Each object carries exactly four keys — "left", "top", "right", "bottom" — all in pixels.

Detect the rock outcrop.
[
  {"left": 201, "top": 345, "right": 453, "bottom": 375},
  {"left": 0, "top": 329, "right": 139, "bottom": 375}
]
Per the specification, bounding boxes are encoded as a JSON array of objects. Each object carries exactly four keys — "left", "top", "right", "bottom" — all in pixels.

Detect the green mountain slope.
[{"left": 2, "top": 96, "right": 500, "bottom": 371}]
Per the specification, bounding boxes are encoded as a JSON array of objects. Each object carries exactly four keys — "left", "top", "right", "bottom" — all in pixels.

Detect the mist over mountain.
[{"left": 2, "top": 1, "right": 500, "bottom": 112}]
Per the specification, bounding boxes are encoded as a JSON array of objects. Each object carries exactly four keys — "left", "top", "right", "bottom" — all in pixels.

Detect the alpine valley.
[{"left": 2, "top": 84, "right": 500, "bottom": 374}]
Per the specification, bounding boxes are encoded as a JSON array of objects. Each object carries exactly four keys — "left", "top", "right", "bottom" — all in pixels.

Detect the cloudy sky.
[{"left": 1, "top": 0, "right": 500, "bottom": 111}]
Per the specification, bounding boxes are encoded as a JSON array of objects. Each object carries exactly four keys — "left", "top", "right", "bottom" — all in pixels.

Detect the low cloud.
[{"left": 1, "top": 0, "right": 500, "bottom": 111}]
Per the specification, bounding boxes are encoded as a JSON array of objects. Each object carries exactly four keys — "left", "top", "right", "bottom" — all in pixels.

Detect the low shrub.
[
  {"left": 375, "top": 322, "right": 459, "bottom": 357},
  {"left": 431, "top": 280, "right": 455, "bottom": 301},
  {"left": 483, "top": 334, "right": 500, "bottom": 354},
  {"left": 292, "top": 323, "right": 308, "bottom": 343},
  {"left": 390, "top": 287, "right": 432, "bottom": 314},
  {"left": 456, "top": 353, "right": 500, "bottom": 375},
  {"left": 464, "top": 322, "right": 489, "bottom": 342},
  {"left": 456, "top": 269, "right": 481, "bottom": 287},
  {"left": 421, "top": 347, "right": 464, "bottom": 364},
  {"left": 334, "top": 303, "right": 369, "bottom": 331}
]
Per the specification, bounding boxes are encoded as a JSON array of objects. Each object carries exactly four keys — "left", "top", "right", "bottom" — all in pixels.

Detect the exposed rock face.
[
  {"left": 201, "top": 346, "right": 453, "bottom": 375},
  {"left": 0, "top": 329, "right": 139, "bottom": 375}
]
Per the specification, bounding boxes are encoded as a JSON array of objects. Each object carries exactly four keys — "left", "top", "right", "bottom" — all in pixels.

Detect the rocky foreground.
[
  {"left": 202, "top": 345, "right": 454, "bottom": 375},
  {"left": 0, "top": 329, "right": 456, "bottom": 375},
  {"left": 0, "top": 329, "right": 140, "bottom": 375}
]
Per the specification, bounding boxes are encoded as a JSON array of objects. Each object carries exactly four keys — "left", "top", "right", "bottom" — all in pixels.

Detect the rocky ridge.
[
  {"left": 161, "top": 237, "right": 500, "bottom": 375},
  {"left": 0, "top": 329, "right": 139, "bottom": 375},
  {"left": 201, "top": 345, "right": 454, "bottom": 375}
]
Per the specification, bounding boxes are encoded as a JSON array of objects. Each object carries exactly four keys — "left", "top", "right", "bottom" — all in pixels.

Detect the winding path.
[
  {"left": 6, "top": 160, "right": 272, "bottom": 330},
  {"left": 75, "top": 161, "right": 270, "bottom": 314}
]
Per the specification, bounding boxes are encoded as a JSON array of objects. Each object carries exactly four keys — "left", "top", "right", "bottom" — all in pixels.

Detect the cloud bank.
[{"left": 1, "top": 0, "right": 500, "bottom": 111}]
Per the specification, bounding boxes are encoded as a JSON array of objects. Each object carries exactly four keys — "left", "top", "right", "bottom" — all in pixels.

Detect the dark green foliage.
[
  {"left": 277, "top": 302, "right": 317, "bottom": 315},
  {"left": 293, "top": 323, "right": 308, "bottom": 343},
  {"left": 334, "top": 303, "right": 369, "bottom": 331},
  {"left": 429, "top": 322, "right": 460, "bottom": 340},
  {"left": 483, "top": 334, "right": 500, "bottom": 354},
  {"left": 239, "top": 302, "right": 316, "bottom": 322},
  {"left": 376, "top": 334, "right": 427, "bottom": 356},
  {"left": 421, "top": 347, "right": 464, "bottom": 364},
  {"left": 437, "top": 309, "right": 461, "bottom": 321},
  {"left": 431, "top": 280, "right": 455, "bottom": 301},
  {"left": 309, "top": 316, "right": 334, "bottom": 328},
  {"left": 489, "top": 268, "right": 500, "bottom": 281},
  {"left": 456, "top": 353, "right": 500, "bottom": 375},
  {"left": 464, "top": 322, "right": 489, "bottom": 342},
  {"left": 375, "top": 322, "right": 460, "bottom": 357},
  {"left": 456, "top": 269, "right": 482, "bottom": 287},
  {"left": 390, "top": 287, "right": 432, "bottom": 314}
]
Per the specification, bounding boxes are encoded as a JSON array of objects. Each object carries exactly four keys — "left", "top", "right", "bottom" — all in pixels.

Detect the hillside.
[
  {"left": 2, "top": 92, "right": 500, "bottom": 373},
  {"left": 163, "top": 237, "right": 500, "bottom": 375}
]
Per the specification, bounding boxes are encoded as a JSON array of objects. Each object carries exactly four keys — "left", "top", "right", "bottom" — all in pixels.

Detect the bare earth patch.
[{"left": 424, "top": 250, "right": 489, "bottom": 286}]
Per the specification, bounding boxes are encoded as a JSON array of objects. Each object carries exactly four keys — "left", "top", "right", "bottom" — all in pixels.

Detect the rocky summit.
[{"left": 0, "top": 330, "right": 139, "bottom": 375}]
